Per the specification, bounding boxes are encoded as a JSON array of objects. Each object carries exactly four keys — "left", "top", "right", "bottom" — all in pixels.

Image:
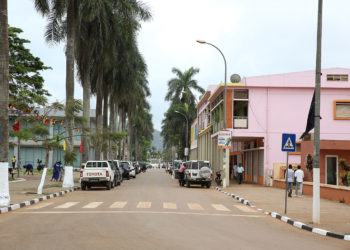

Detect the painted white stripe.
[
  {"left": 293, "top": 221, "right": 305, "bottom": 229},
  {"left": 0, "top": 207, "right": 8, "bottom": 213},
  {"left": 136, "top": 202, "right": 151, "bottom": 209},
  {"left": 42, "top": 196, "right": 47, "bottom": 201},
  {"left": 312, "top": 228, "right": 328, "bottom": 236},
  {"left": 109, "top": 201, "right": 127, "bottom": 209},
  {"left": 271, "top": 212, "right": 278, "bottom": 218},
  {"left": 233, "top": 205, "right": 257, "bottom": 213},
  {"left": 83, "top": 202, "right": 103, "bottom": 209},
  {"left": 344, "top": 235, "right": 350, "bottom": 241},
  {"left": 187, "top": 203, "right": 204, "bottom": 210},
  {"left": 33, "top": 199, "right": 39, "bottom": 203},
  {"left": 212, "top": 204, "right": 230, "bottom": 211},
  {"left": 28, "top": 202, "right": 53, "bottom": 210},
  {"left": 24, "top": 201, "right": 30, "bottom": 206},
  {"left": 54, "top": 202, "right": 79, "bottom": 209},
  {"left": 163, "top": 202, "right": 177, "bottom": 209},
  {"left": 281, "top": 216, "right": 291, "bottom": 222},
  {"left": 49, "top": 194, "right": 54, "bottom": 198},
  {"left": 11, "top": 204, "right": 20, "bottom": 210}
]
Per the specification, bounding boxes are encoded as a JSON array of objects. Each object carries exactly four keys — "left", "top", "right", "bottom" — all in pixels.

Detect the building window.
[
  {"left": 327, "top": 74, "right": 348, "bottom": 82},
  {"left": 334, "top": 101, "right": 350, "bottom": 119},
  {"left": 233, "top": 89, "right": 249, "bottom": 129}
]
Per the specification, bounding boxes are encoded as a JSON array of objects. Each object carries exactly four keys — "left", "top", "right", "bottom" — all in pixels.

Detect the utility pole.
[{"left": 313, "top": 0, "right": 323, "bottom": 224}]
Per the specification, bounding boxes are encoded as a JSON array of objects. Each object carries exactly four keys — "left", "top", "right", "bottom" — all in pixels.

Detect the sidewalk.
[
  {"left": 221, "top": 181, "right": 350, "bottom": 235},
  {"left": 2, "top": 172, "right": 80, "bottom": 207}
]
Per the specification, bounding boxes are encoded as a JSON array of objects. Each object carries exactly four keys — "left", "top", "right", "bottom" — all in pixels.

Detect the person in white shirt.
[
  {"left": 285, "top": 165, "right": 294, "bottom": 197},
  {"left": 233, "top": 164, "right": 238, "bottom": 181},
  {"left": 237, "top": 163, "right": 244, "bottom": 184},
  {"left": 294, "top": 165, "right": 304, "bottom": 197}
]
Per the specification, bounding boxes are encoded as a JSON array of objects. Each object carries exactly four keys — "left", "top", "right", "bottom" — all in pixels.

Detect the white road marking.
[
  {"left": 17, "top": 210, "right": 263, "bottom": 218},
  {"left": 54, "top": 202, "right": 79, "bottom": 209},
  {"left": 233, "top": 205, "right": 257, "bottom": 213},
  {"left": 212, "top": 204, "right": 230, "bottom": 211},
  {"left": 163, "top": 202, "right": 177, "bottom": 209},
  {"left": 187, "top": 203, "right": 204, "bottom": 210},
  {"left": 83, "top": 202, "right": 103, "bottom": 209},
  {"left": 27, "top": 202, "right": 53, "bottom": 210},
  {"left": 136, "top": 202, "right": 151, "bottom": 209},
  {"left": 109, "top": 201, "right": 127, "bottom": 209}
]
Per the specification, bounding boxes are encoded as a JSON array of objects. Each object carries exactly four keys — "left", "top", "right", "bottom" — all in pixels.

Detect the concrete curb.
[
  {"left": 0, "top": 186, "right": 80, "bottom": 214},
  {"left": 214, "top": 187, "right": 350, "bottom": 242}
]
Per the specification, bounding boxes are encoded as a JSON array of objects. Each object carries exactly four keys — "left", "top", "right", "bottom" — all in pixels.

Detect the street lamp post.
[
  {"left": 197, "top": 40, "right": 229, "bottom": 188},
  {"left": 175, "top": 111, "right": 189, "bottom": 161}
]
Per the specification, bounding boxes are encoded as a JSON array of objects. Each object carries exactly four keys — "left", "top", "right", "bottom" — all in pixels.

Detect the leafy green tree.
[{"left": 9, "top": 26, "right": 51, "bottom": 109}]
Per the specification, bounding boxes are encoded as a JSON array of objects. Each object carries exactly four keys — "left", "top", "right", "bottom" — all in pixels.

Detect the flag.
[
  {"left": 63, "top": 140, "right": 66, "bottom": 151},
  {"left": 79, "top": 140, "right": 83, "bottom": 153},
  {"left": 300, "top": 91, "right": 315, "bottom": 139},
  {"left": 12, "top": 122, "right": 20, "bottom": 131},
  {"left": 44, "top": 119, "right": 50, "bottom": 124},
  {"left": 51, "top": 119, "right": 56, "bottom": 125}
]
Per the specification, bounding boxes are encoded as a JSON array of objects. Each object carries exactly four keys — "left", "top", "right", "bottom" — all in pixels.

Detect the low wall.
[{"left": 273, "top": 179, "right": 350, "bottom": 204}]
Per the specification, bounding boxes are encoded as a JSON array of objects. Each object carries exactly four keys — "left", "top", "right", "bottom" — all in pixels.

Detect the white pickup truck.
[{"left": 80, "top": 160, "right": 115, "bottom": 190}]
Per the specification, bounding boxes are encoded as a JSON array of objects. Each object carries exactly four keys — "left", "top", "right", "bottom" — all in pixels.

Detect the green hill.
[{"left": 151, "top": 129, "right": 163, "bottom": 153}]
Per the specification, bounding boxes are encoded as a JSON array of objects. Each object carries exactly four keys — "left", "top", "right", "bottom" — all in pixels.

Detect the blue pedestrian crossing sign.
[{"left": 281, "top": 133, "right": 296, "bottom": 152}]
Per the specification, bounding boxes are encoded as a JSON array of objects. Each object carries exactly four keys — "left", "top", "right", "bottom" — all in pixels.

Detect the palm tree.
[
  {"left": 34, "top": 0, "right": 77, "bottom": 165},
  {"left": 0, "top": 0, "right": 10, "bottom": 206},
  {"left": 165, "top": 67, "right": 205, "bottom": 106}
]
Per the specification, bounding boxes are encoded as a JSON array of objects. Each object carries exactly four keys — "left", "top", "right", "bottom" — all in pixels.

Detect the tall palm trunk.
[
  {"left": 127, "top": 110, "right": 132, "bottom": 161},
  {"left": 95, "top": 64, "right": 103, "bottom": 160},
  {"left": 65, "top": 0, "right": 75, "bottom": 157},
  {"left": 82, "top": 41, "right": 91, "bottom": 163},
  {"left": 121, "top": 107, "right": 126, "bottom": 160},
  {"left": 117, "top": 105, "right": 123, "bottom": 159},
  {"left": 0, "top": 0, "right": 9, "bottom": 164},
  {"left": 102, "top": 90, "right": 108, "bottom": 158},
  {"left": 135, "top": 129, "right": 138, "bottom": 161}
]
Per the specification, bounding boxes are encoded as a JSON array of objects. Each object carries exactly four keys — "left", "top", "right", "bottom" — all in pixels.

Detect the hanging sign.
[{"left": 218, "top": 129, "right": 232, "bottom": 149}]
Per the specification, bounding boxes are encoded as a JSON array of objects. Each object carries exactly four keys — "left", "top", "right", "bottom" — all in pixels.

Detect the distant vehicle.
[
  {"left": 173, "top": 160, "right": 182, "bottom": 179},
  {"left": 80, "top": 160, "right": 116, "bottom": 190},
  {"left": 121, "top": 161, "right": 136, "bottom": 179},
  {"left": 133, "top": 162, "right": 140, "bottom": 174},
  {"left": 183, "top": 160, "right": 212, "bottom": 188},
  {"left": 113, "top": 160, "right": 124, "bottom": 183},
  {"left": 120, "top": 161, "right": 131, "bottom": 180}
]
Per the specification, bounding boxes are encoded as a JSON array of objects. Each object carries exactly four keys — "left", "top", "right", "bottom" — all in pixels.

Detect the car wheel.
[
  {"left": 186, "top": 181, "right": 190, "bottom": 188},
  {"left": 106, "top": 181, "right": 111, "bottom": 190},
  {"left": 81, "top": 183, "right": 86, "bottom": 190},
  {"left": 206, "top": 182, "right": 211, "bottom": 188},
  {"left": 87, "top": 185, "right": 91, "bottom": 190}
]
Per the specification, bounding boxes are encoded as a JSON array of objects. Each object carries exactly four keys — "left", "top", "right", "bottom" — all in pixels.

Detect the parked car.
[
  {"left": 108, "top": 160, "right": 121, "bottom": 186},
  {"left": 129, "top": 163, "right": 136, "bottom": 178},
  {"left": 133, "top": 162, "right": 140, "bottom": 174},
  {"left": 113, "top": 160, "right": 124, "bottom": 183},
  {"left": 183, "top": 160, "right": 212, "bottom": 188},
  {"left": 80, "top": 160, "right": 115, "bottom": 190},
  {"left": 120, "top": 161, "right": 130, "bottom": 180}
]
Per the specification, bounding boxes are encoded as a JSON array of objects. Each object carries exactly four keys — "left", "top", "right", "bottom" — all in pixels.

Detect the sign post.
[
  {"left": 281, "top": 133, "right": 296, "bottom": 214},
  {"left": 218, "top": 130, "right": 232, "bottom": 188}
]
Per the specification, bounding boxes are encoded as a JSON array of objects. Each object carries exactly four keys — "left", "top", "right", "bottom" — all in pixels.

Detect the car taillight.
[
  {"left": 80, "top": 170, "right": 83, "bottom": 177},
  {"left": 106, "top": 170, "right": 109, "bottom": 177},
  {"left": 188, "top": 172, "right": 191, "bottom": 177}
]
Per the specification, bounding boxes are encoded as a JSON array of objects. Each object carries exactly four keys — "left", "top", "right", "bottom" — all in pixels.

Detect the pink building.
[{"left": 191, "top": 68, "right": 350, "bottom": 187}]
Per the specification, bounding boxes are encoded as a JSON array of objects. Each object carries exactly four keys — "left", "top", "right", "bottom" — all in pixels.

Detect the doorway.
[{"left": 326, "top": 156, "right": 338, "bottom": 185}]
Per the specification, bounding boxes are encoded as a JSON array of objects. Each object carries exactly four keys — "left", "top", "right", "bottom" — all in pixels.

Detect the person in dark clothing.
[{"left": 24, "top": 163, "right": 34, "bottom": 175}]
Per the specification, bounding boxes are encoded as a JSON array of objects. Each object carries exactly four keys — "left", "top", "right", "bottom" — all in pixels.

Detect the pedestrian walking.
[
  {"left": 51, "top": 161, "right": 60, "bottom": 181},
  {"left": 294, "top": 165, "right": 304, "bottom": 197},
  {"left": 11, "top": 156, "right": 16, "bottom": 168},
  {"left": 237, "top": 163, "right": 244, "bottom": 184},
  {"left": 285, "top": 165, "right": 294, "bottom": 197}
]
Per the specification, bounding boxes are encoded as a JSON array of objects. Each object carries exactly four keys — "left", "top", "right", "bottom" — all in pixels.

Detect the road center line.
[
  {"left": 163, "top": 202, "right": 177, "bottom": 209},
  {"left": 137, "top": 202, "right": 152, "bottom": 209},
  {"left": 109, "top": 201, "right": 127, "bottom": 208},
  {"left": 212, "top": 204, "right": 230, "bottom": 211},
  {"left": 83, "top": 202, "right": 103, "bottom": 209},
  {"left": 187, "top": 203, "right": 204, "bottom": 210},
  {"left": 54, "top": 202, "right": 79, "bottom": 209}
]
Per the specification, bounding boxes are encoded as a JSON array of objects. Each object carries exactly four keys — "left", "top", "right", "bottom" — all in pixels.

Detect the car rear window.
[
  {"left": 86, "top": 162, "right": 108, "bottom": 168},
  {"left": 199, "top": 162, "right": 211, "bottom": 169},
  {"left": 191, "top": 162, "right": 199, "bottom": 170},
  {"left": 121, "top": 162, "right": 129, "bottom": 168}
]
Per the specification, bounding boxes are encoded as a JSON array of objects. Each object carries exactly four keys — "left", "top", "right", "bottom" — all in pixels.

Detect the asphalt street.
[{"left": 0, "top": 168, "right": 348, "bottom": 250}]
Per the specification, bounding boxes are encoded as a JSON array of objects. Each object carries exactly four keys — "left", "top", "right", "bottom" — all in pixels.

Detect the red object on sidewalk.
[
  {"left": 13, "top": 122, "right": 20, "bottom": 131},
  {"left": 79, "top": 140, "right": 83, "bottom": 153}
]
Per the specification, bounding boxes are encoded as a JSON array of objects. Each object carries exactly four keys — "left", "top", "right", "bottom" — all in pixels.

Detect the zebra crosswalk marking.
[
  {"left": 54, "top": 202, "right": 79, "bottom": 209},
  {"left": 28, "top": 202, "right": 53, "bottom": 210},
  {"left": 233, "top": 205, "right": 257, "bottom": 213},
  {"left": 163, "top": 202, "right": 177, "bottom": 209},
  {"left": 211, "top": 204, "right": 230, "bottom": 211},
  {"left": 136, "top": 202, "right": 151, "bottom": 209},
  {"left": 187, "top": 203, "right": 204, "bottom": 210},
  {"left": 109, "top": 201, "right": 127, "bottom": 208},
  {"left": 83, "top": 202, "right": 103, "bottom": 209}
]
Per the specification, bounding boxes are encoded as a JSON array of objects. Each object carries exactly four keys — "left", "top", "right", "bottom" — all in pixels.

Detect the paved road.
[{"left": 0, "top": 169, "right": 348, "bottom": 250}]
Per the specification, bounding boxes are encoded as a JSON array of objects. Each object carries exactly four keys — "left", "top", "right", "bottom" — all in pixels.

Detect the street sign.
[
  {"left": 218, "top": 130, "right": 232, "bottom": 149},
  {"left": 281, "top": 133, "right": 296, "bottom": 152}
]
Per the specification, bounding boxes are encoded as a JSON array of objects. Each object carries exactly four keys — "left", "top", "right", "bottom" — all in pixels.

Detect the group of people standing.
[{"left": 285, "top": 165, "right": 304, "bottom": 197}]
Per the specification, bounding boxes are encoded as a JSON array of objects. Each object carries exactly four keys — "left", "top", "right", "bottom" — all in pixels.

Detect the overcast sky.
[{"left": 8, "top": 0, "right": 350, "bottom": 131}]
